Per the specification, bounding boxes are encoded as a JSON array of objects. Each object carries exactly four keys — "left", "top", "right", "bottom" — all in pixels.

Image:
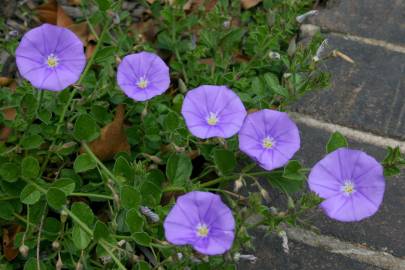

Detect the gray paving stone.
[
  {"left": 291, "top": 34, "right": 405, "bottom": 140},
  {"left": 238, "top": 231, "right": 382, "bottom": 270},
  {"left": 295, "top": 124, "right": 405, "bottom": 257},
  {"left": 309, "top": 0, "right": 405, "bottom": 45}
]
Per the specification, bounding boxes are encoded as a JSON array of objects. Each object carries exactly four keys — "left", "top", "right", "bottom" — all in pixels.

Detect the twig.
[{"left": 37, "top": 205, "right": 47, "bottom": 270}]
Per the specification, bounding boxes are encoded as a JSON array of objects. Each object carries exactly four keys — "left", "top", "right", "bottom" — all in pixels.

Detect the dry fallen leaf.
[
  {"left": 68, "top": 0, "right": 82, "bottom": 5},
  {"left": 3, "top": 224, "right": 23, "bottom": 261},
  {"left": 81, "top": 105, "right": 131, "bottom": 161},
  {"left": 36, "top": 0, "right": 74, "bottom": 27},
  {"left": 182, "top": 0, "right": 218, "bottom": 12},
  {"left": 241, "top": 0, "right": 262, "bottom": 9},
  {"left": 131, "top": 20, "right": 158, "bottom": 43},
  {"left": 0, "top": 77, "right": 17, "bottom": 141},
  {"left": 67, "top": 22, "right": 90, "bottom": 45}
]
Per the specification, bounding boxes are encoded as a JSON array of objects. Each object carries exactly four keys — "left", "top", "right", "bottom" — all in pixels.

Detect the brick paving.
[{"left": 245, "top": 0, "right": 405, "bottom": 269}]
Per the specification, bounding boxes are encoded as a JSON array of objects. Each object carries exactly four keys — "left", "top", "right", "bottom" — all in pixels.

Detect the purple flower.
[
  {"left": 16, "top": 24, "right": 86, "bottom": 91},
  {"left": 308, "top": 148, "right": 385, "bottom": 222},
  {"left": 181, "top": 85, "right": 247, "bottom": 139},
  {"left": 163, "top": 191, "right": 235, "bottom": 255},
  {"left": 238, "top": 109, "right": 300, "bottom": 171},
  {"left": 117, "top": 51, "right": 170, "bottom": 101}
]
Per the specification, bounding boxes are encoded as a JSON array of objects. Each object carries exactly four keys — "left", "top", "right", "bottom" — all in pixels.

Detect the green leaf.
[
  {"left": 213, "top": 149, "right": 237, "bottom": 175},
  {"left": 113, "top": 156, "right": 134, "bottom": 181},
  {"left": 0, "top": 201, "right": 15, "bottom": 220},
  {"left": 21, "top": 134, "right": 44, "bottom": 150},
  {"left": 270, "top": 177, "right": 304, "bottom": 194},
  {"left": 21, "top": 156, "right": 40, "bottom": 179},
  {"left": 24, "top": 258, "right": 47, "bottom": 270},
  {"left": 166, "top": 153, "right": 192, "bottom": 186},
  {"left": 283, "top": 160, "right": 305, "bottom": 180},
  {"left": 51, "top": 178, "right": 76, "bottom": 195},
  {"left": 326, "top": 132, "right": 348, "bottom": 153},
  {"left": 72, "top": 224, "right": 92, "bottom": 250},
  {"left": 74, "top": 153, "right": 97, "bottom": 173},
  {"left": 71, "top": 202, "right": 94, "bottom": 227},
  {"left": 94, "top": 0, "right": 111, "bottom": 11},
  {"left": 382, "top": 146, "right": 404, "bottom": 177},
  {"left": 46, "top": 188, "right": 66, "bottom": 210},
  {"left": 20, "top": 184, "right": 41, "bottom": 205},
  {"left": 38, "top": 109, "right": 52, "bottom": 124},
  {"left": 94, "top": 220, "right": 110, "bottom": 241},
  {"left": 126, "top": 208, "right": 144, "bottom": 234},
  {"left": 140, "top": 180, "right": 162, "bottom": 206},
  {"left": 164, "top": 112, "right": 179, "bottom": 131},
  {"left": 134, "top": 261, "right": 151, "bottom": 270},
  {"left": 43, "top": 217, "right": 61, "bottom": 240},
  {"left": 0, "top": 162, "right": 20, "bottom": 182},
  {"left": 95, "top": 46, "right": 115, "bottom": 63},
  {"left": 121, "top": 186, "right": 141, "bottom": 209},
  {"left": 264, "top": 73, "right": 289, "bottom": 97},
  {"left": 384, "top": 166, "right": 401, "bottom": 177},
  {"left": 73, "top": 114, "right": 100, "bottom": 142},
  {"left": 91, "top": 105, "right": 112, "bottom": 124},
  {"left": 132, "top": 232, "right": 151, "bottom": 246},
  {"left": 268, "top": 172, "right": 304, "bottom": 194}
]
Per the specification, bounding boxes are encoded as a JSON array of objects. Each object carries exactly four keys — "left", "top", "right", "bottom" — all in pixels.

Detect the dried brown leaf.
[
  {"left": 131, "top": 20, "right": 158, "bottom": 43},
  {"left": 68, "top": 0, "right": 82, "bottom": 5},
  {"left": 0, "top": 77, "right": 13, "bottom": 86},
  {"left": 36, "top": 0, "right": 74, "bottom": 27},
  {"left": 67, "top": 22, "right": 89, "bottom": 45},
  {"left": 0, "top": 78, "right": 17, "bottom": 141},
  {"left": 241, "top": 0, "right": 262, "bottom": 9},
  {"left": 3, "top": 224, "right": 22, "bottom": 261},
  {"left": 81, "top": 105, "right": 130, "bottom": 161}
]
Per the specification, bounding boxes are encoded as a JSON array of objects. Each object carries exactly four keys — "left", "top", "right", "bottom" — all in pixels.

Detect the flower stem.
[
  {"left": 63, "top": 207, "right": 126, "bottom": 269},
  {"left": 81, "top": 142, "right": 119, "bottom": 183},
  {"left": 40, "top": 22, "right": 111, "bottom": 174},
  {"left": 70, "top": 192, "right": 113, "bottom": 200}
]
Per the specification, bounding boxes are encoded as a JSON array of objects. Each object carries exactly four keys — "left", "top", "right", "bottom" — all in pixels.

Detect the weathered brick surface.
[
  {"left": 309, "top": 0, "right": 405, "bottom": 45},
  {"left": 295, "top": 124, "right": 405, "bottom": 257},
  {"left": 238, "top": 231, "right": 382, "bottom": 270},
  {"left": 291, "top": 34, "right": 405, "bottom": 140}
]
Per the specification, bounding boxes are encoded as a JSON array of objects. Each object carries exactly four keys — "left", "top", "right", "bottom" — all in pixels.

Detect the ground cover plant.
[{"left": 0, "top": 0, "right": 404, "bottom": 269}]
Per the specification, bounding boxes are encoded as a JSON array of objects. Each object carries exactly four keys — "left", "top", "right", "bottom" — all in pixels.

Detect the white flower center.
[
  {"left": 206, "top": 112, "right": 219, "bottom": 126},
  {"left": 46, "top": 53, "right": 59, "bottom": 68},
  {"left": 136, "top": 76, "right": 148, "bottom": 89},
  {"left": 341, "top": 180, "right": 356, "bottom": 196},
  {"left": 262, "top": 136, "right": 275, "bottom": 149},
  {"left": 196, "top": 223, "right": 209, "bottom": 238}
]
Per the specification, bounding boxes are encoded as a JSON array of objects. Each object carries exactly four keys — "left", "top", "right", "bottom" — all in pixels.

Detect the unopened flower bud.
[
  {"left": 296, "top": 10, "right": 319, "bottom": 23},
  {"left": 268, "top": 51, "right": 281, "bottom": 60},
  {"left": 260, "top": 188, "right": 270, "bottom": 202},
  {"left": 75, "top": 261, "right": 83, "bottom": 270},
  {"left": 140, "top": 206, "right": 160, "bottom": 223},
  {"left": 60, "top": 210, "right": 68, "bottom": 223},
  {"left": 130, "top": 254, "right": 140, "bottom": 264},
  {"left": 56, "top": 256, "right": 63, "bottom": 270},
  {"left": 313, "top": 39, "right": 328, "bottom": 62},
  {"left": 19, "top": 244, "right": 29, "bottom": 257},
  {"left": 178, "top": 78, "right": 188, "bottom": 94},
  {"left": 8, "top": 30, "right": 19, "bottom": 37},
  {"left": 233, "top": 176, "right": 244, "bottom": 192},
  {"left": 52, "top": 240, "right": 61, "bottom": 250},
  {"left": 287, "top": 196, "right": 295, "bottom": 209}
]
